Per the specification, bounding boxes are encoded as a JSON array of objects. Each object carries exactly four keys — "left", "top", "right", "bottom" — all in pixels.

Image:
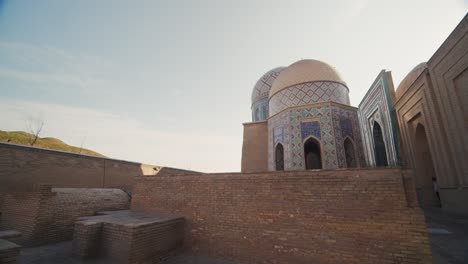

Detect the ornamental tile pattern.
[
  {"left": 331, "top": 106, "right": 365, "bottom": 168},
  {"left": 301, "top": 121, "right": 321, "bottom": 141},
  {"left": 289, "top": 106, "right": 337, "bottom": 169},
  {"left": 273, "top": 126, "right": 284, "bottom": 145},
  {"left": 268, "top": 103, "right": 367, "bottom": 171},
  {"left": 358, "top": 72, "right": 399, "bottom": 167},
  {"left": 268, "top": 111, "right": 290, "bottom": 170},
  {"left": 340, "top": 117, "right": 353, "bottom": 139},
  {"left": 269, "top": 81, "right": 350, "bottom": 116},
  {"left": 251, "top": 67, "right": 284, "bottom": 103}
]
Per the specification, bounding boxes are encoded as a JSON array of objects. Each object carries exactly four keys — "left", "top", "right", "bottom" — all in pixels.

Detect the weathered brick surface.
[
  {"left": 0, "top": 142, "right": 198, "bottom": 212},
  {"left": 0, "top": 185, "right": 129, "bottom": 246},
  {"left": 73, "top": 211, "right": 184, "bottom": 264},
  {"left": 132, "top": 168, "right": 432, "bottom": 264},
  {"left": 100, "top": 223, "right": 132, "bottom": 262},
  {"left": 128, "top": 218, "right": 184, "bottom": 263},
  {"left": 0, "top": 239, "right": 20, "bottom": 264},
  {"left": 72, "top": 221, "right": 103, "bottom": 258},
  {"left": 0, "top": 191, "right": 41, "bottom": 244}
]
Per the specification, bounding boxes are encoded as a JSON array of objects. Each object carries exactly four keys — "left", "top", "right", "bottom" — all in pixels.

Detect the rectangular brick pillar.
[{"left": 73, "top": 221, "right": 103, "bottom": 258}]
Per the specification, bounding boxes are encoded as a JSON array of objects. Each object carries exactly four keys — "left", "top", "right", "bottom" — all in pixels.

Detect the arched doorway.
[
  {"left": 373, "top": 121, "right": 388, "bottom": 167},
  {"left": 275, "top": 143, "right": 284, "bottom": 171},
  {"left": 344, "top": 138, "right": 357, "bottom": 168},
  {"left": 414, "top": 124, "right": 438, "bottom": 207},
  {"left": 304, "top": 138, "right": 322, "bottom": 169}
]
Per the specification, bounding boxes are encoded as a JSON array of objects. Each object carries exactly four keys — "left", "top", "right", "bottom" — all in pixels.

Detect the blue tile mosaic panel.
[
  {"left": 340, "top": 117, "right": 353, "bottom": 139},
  {"left": 274, "top": 126, "right": 284, "bottom": 144},
  {"left": 301, "top": 121, "right": 321, "bottom": 141}
]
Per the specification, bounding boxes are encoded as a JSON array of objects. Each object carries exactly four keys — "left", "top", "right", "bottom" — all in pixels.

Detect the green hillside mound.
[{"left": 0, "top": 130, "right": 106, "bottom": 157}]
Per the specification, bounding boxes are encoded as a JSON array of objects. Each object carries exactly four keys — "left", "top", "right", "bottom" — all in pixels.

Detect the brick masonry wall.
[
  {"left": 73, "top": 221, "right": 103, "bottom": 258},
  {"left": 100, "top": 220, "right": 185, "bottom": 264},
  {"left": 1, "top": 185, "right": 129, "bottom": 246},
  {"left": 0, "top": 187, "right": 43, "bottom": 243},
  {"left": 73, "top": 210, "right": 185, "bottom": 263},
  {"left": 128, "top": 218, "right": 185, "bottom": 263},
  {"left": 0, "top": 239, "right": 21, "bottom": 264},
  {"left": 0, "top": 142, "right": 197, "bottom": 212},
  {"left": 100, "top": 223, "right": 133, "bottom": 262},
  {"left": 132, "top": 168, "right": 432, "bottom": 264}
]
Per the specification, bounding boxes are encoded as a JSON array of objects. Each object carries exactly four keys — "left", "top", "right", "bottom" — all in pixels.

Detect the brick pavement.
[
  {"left": 18, "top": 241, "right": 241, "bottom": 264},
  {"left": 424, "top": 208, "right": 468, "bottom": 264}
]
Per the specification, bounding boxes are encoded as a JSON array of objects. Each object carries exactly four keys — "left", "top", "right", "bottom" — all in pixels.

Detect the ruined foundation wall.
[
  {"left": 0, "top": 185, "right": 129, "bottom": 246},
  {"left": 132, "top": 168, "right": 432, "bottom": 264},
  {"left": 0, "top": 142, "right": 196, "bottom": 212}
]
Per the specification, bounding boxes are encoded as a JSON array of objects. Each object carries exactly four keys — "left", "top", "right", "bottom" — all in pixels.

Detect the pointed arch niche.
[
  {"left": 344, "top": 137, "right": 357, "bottom": 168},
  {"left": 275, "top": 143, "right": 284, "bottom": 171},
  {"left": 373, "top": 121, "right": 388, "bottom": 167},
  {"left": 304, "top": 137, "right": 322, "bottom": 170},
  {"left": 414, "top": 123, "right": 438, "bottom": 206}
]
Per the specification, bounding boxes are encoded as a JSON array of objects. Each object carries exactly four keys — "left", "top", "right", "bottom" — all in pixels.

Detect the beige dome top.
[
  {"left": 395, "top": 62, "right": 427, "bottom": 99},
  {"left": 269, "top": 59, "right": 347, "bottom": 98}
]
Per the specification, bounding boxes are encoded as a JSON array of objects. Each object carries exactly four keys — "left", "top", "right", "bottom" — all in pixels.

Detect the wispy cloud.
[
  {"left": 0, "top": 66, "right": 83, "bottom": 86},
  {"left": 0, "top": 40, "right": 130, "bottom": 97},
  {"left": 0, "top": 98, "right": 241, "bottom": 172}
]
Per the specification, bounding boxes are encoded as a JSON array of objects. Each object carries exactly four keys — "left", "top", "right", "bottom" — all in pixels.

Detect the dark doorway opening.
[
  {"left": 275, "top": 143, "right": 284, "bottom": 171},
  {"left": 344, "top": 138, "right": 357, "bottom": 168},
  {"left": 304, "top": 138, "right": 322, "bottom": 169},
  {"left": 373, "top": 121, "right": 388, "bottom": 166},
  {"left": 414, "top": 124, "right": 439, "bottom": 207}
]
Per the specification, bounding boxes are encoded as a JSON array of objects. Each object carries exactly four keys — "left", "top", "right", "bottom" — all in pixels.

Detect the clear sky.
[{"left": 0, "top": 0, "right": 466, "bottom": 172}]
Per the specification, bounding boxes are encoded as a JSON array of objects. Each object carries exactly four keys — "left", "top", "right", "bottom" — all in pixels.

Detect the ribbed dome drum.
[{"left": 251, "top": 67, "right": 285, "bottom": 121}]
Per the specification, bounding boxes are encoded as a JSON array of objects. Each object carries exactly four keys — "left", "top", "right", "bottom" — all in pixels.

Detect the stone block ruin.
[{"left": 73, "top": 210, "right": 184, "bottom": 263}]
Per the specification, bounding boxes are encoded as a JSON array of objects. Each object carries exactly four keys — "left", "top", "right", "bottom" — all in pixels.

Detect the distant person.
[{"left": 432, "top": 177, "right": 441, "bottom": 207}]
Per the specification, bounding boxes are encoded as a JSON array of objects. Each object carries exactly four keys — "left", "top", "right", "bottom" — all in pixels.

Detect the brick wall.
[
  {"left": 0, "top": 188, "right": 42, "bottom": 242},
  {"left": 132, "top": 168, "right": 432, "bottom": 264},
  {"left": 0, "top": 142, "right": 198, "bottom": 212},
  {"left": 73, "top": 221, "right": 103, "bottom": 258},
  {"left": 128, "top": 217, "right": 184, "bottom": 262},
  {"left": 1, "top": 185, "right": 129, "bottom": 246},
  {"left": 99, "top": 219, "right": 185, "bottom": 263}
]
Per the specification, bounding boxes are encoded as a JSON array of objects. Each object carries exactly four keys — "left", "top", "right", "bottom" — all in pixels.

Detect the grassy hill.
[{"left": 0, "top": 130, "right": 106, "bottom": 157}]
